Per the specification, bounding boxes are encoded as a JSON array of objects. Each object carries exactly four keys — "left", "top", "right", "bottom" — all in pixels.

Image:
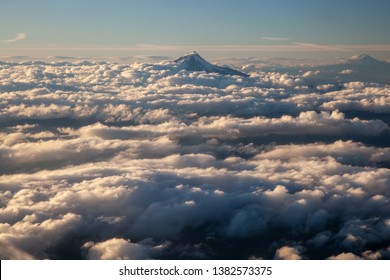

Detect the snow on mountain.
[
  {"left": 173, "top": 51, "right": 249, "bottom": 77},
  {"left": 347, "top": 54, "right": 381, "bottom": 65}
]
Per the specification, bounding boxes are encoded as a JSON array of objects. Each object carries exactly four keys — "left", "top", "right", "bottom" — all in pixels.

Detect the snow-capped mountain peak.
[
  {"left": 174, "top": 51, "right": 207, "bottom": 67},
  {"left": 348, "top": 54, "right": 379, "bottom": 65},
  {"left": 173, "top": 51, "right": 249, "bottom": 77}
]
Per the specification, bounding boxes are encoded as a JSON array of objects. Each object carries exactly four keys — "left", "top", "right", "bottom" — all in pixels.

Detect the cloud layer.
[{"left": 0, "top": 57, "right": 389, "bottom": 259}]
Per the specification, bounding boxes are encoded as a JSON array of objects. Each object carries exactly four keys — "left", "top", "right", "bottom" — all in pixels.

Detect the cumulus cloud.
[
  {"left": 328, "top": 252, "right": 362, "bottom": 260},
  {"left": 320, "top": 86, "right": 390, "bottom": 113},
  {"left": 83, "top": 238, "right": 155, "bottom": 260},
  {"left": 0, "top": 241, "right": 34, "bottom": 260},
  {"left": 275, "top": 246, "right": 303, "bottom": 260},
  {"left": 303, "top": 70, "right": 320, "bottom": 78},
  {"left": 4, "top": 33, "right": 27, "bottom": 43},
  {"left": 339, "top": 69, "right": 354, "bottom": 75},
  {"left": 257, "top": 140, "right": 390, "bottom": 166},
  {"left": 0, "top": 56, "right": 389, "bottom": 260},
  {"left": 68, "top": 111, "right": 387, "bottom": 142}
]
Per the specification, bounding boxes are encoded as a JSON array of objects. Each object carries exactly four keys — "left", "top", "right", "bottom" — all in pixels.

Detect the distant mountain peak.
[
  {"left": 173, "top": 51, "right": 249, "bottom": 77},
  {"left": 348, "top": 54, "right": 379, "bottom": 64}
]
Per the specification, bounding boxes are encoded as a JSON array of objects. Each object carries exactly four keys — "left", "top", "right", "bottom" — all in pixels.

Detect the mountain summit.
[
  {"left": 173, "top": 51, "right": 249, "bottom": 77},
  {"left": 347, "top": 54, "right": 380, "bottom": 65}
]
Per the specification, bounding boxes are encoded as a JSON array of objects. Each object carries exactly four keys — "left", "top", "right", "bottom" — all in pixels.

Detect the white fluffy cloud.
[
  {"left": 258, "top": 140, "right": 390, "bottom": 165},
  {"left": 339, "top": 69, "right": 354, "bottom": 75},
  {"left": 83, "top": 238, "right": 155, "bottom": 260},
  {"left": 328, "top": 252, "right": 362, "bottom": 260},
  {"left": 0, "top": 57, "right": 389, "bottom": 260}
]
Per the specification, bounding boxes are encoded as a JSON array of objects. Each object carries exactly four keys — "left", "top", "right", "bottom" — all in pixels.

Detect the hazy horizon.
[{"left": 2, "top": 0, "right": 390, "bottom": 59}]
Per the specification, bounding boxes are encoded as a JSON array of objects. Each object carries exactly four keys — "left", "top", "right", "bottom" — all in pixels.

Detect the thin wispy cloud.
[
  {"left": 261, "top": 37, "right": 290, "bottom": 41},
  {"left": 4, "top": 33, "right": 27, "bottom": 43},
  {"left": 292, "top": 42, "right": 348, "bottom": 52}
]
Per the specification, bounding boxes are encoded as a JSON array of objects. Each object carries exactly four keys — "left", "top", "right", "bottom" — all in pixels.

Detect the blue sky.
[{"left": 1, "top": 0, "right": 390, "bottom": 58}]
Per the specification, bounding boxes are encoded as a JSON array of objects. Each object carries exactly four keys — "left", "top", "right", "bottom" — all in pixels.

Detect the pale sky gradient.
[{"left": 1, "top": 0, "right": 390, "bottom": 58}]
